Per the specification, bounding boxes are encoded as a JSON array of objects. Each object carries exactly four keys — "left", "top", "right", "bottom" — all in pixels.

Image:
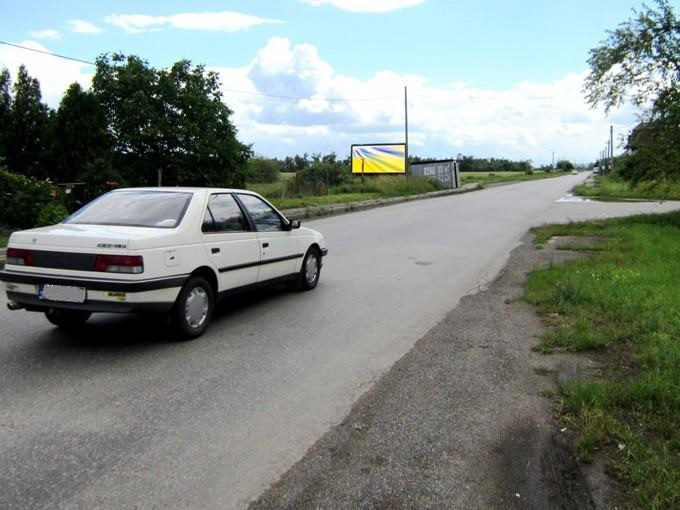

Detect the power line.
[
  {"left": 1, "top": 40, "right": 401, "bottom": 103},
  {"left": 0, "top": 40, "right": 95, "bottom": 65}
]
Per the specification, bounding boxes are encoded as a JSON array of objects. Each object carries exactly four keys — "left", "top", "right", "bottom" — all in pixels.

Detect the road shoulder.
[{"left": 250, "top": 233, "right": 598, "bottom": 509}]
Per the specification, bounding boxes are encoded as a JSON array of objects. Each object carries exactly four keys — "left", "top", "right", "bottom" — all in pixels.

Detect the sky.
[{"left": 2, "top": 0, "right": 676, "bottom": 165}]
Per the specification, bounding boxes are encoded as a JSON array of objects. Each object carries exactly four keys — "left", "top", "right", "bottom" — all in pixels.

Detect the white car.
[{"left": 0, "top": 188, "right": 328, "bottom": 339}]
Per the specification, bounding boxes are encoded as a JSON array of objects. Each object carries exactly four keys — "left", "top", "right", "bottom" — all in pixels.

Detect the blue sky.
[{"left": 2, "top": 0, "right": 676, "bottom": 164}]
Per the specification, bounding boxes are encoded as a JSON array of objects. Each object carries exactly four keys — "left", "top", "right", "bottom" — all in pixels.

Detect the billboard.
[{"left": 351, "top": 144, "right": 406, "bottom": 174}]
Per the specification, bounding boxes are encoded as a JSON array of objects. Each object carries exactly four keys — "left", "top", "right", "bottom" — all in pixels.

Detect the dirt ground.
[{"left": 250, "top": 234, "right": 610, "bottom": 509}]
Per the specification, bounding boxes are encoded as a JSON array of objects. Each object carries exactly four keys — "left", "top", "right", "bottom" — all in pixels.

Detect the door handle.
[
  {"left": 211, "top": 247, "right": 220, "bottom": 254},
  {"left": 262, "top": 242, "right": 269, "bottom": 248}
]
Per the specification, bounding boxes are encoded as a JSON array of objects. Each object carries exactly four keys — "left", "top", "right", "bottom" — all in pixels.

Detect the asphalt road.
[{"left": 2, "top": 174, "right": 679, "bottom": 509}]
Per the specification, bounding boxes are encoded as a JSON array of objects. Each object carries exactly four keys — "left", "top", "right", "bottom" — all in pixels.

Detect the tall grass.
[
  {"left": 525, "top": 211, "right": 680, "bottom": 508},
  {"left": 248, "top": 175, "right": 443, "bottom": 210},
  {"left": 575, "top": 175, "right": 680, "bottom": 201},
  {"left": 459, "top": 170, "right": 569, "bottom": 185}
]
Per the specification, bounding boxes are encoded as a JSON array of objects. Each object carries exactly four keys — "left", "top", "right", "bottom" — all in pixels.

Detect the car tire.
[
  {"left": 297, "top": 247, "right": 321, "bottom": 291},
  {"left": 171, "top": 276, "right": 214, "bottom": 340},
  {"left": 44, "top": 308, "right": 92, "bottom": 329}
]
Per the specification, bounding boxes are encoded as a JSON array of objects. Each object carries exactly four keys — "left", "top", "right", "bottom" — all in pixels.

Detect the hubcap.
[
  {"left": 305, "top": 253, "right": 319, "bottom": 285},
  {"left": 184, "top": 287, "right": 209, "bottom": 328}
]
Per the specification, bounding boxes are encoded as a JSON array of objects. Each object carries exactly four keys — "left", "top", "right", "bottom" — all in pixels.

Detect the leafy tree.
[
  {"left": 48, "top": 83, "right": 111, "bottom": 185},
  {"left": 584, "top": 0, "right": 680, "bottom": 182},
  {"left": 0, "top": 68, "right": 11, "bottom": 163},
  {"left": 6, "top": 65, "right": 49, "bottom": 178},
  {"left": 92, "top": 54, "right": 251, "bottom": 188},
  {"left": 556, "top": 160, "right": 575, "bottom": 171}
]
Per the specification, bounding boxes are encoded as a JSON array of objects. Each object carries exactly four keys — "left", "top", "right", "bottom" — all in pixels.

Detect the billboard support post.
[{"left": 404, "top": 85, "right": 409, "bottom": 179}]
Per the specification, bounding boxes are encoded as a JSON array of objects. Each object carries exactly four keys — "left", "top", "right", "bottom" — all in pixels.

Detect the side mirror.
[{"left": 289, "top": 220, "right": 301, "bottom": 230}]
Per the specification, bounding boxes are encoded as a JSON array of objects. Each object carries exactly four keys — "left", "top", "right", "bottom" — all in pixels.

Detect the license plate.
[{"left": 39, "top": 284, "right": 87, "bottom": 303}]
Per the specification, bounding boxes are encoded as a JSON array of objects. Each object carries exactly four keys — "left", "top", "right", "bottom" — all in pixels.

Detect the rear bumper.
[
  {"left": 1, "top": 269, "right": 186, "bottom": 314},
  {"left": 6, "top": 291, "right": 174, "bottom": 314}
]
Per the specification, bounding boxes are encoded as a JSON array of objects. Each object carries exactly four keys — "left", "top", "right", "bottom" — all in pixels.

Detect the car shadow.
[{"left": 43, "top": 284, "right": 297, "bottom": 351}]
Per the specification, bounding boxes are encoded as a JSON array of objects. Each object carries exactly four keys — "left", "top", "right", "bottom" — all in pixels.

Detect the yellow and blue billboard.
[{"left": 351, "top": 144, "right": 406, "bottom": 174}]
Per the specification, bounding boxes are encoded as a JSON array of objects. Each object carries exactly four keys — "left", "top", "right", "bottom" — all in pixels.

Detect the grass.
[
  {"left": 525, "top": 211, "right": 680, "bottom": 508},
  {"left": 0, "top": 234, "right": 7, "bottom": 248},
  {"left": 575, "top": 175, "right": 680, "bottom": 201},
  {"left": 460, "top": 170, "right": 573, "bottom": 185},
  {"left": 246, "top": 175, "right": 444, "bottom": 210}
]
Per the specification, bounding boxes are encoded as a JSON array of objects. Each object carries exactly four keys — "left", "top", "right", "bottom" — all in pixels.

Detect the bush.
[
  {"left": 36, "top": 202, "right": 69, "bottom": 227},
  {"left": 289, "top": 159, "right": 353, "bottom": 195},
  {"left": 0, "top": 166, "right": 54, "bottom": 228},
  {"left": 247, "top": 157, "right": 281, "bottom": 184}
]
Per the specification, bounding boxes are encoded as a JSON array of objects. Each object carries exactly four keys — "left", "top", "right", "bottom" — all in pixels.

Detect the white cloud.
[
  {"left": 0, "top": 41, "right": 93, "bottom": 106},
  {"left": 28, "top": 29, "right": 61, "bottom": 40},
  {"left": 212, "top": 37, "right": 634, "bottom": 164},
  {"left": 69, "top": 19, "right": 103, "bottom": 34},
  {"left": 0, "top": 36, "right": 634, "bottom": 164},
  {"left": 301, "top": 0, "right": 426, "bottom": 13},
  {"left": 105, "top": 11, "right": 282, "bottom": 33}
]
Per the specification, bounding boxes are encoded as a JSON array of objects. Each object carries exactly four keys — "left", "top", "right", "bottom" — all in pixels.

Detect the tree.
[
  {"left": 0, "top": 68, "right": 11, "bottom": 163},
  {"left": 584, "top": 0, "right": 680, "bottom": 182},
  {"left": 48, "top": 83, "right": 112, "bottom": 186},
  {"left": 556, "top": 160, "right": 575, "bottom": 171},
  {"left": 6, "top": 65, "right": 49, "bottom": 178},
  {"left": 92, "top": 54, "right": 251, "bottom": 188}
]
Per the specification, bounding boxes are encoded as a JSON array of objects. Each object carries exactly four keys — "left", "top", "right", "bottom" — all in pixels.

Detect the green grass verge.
[
  {"left": 525, "top": 211, "right": 680, "bottom": 508},
  {"left": 0, "top": 234, "right": 7, "bottom": 248},
  {"left": 575, "top": 175, "right": 680, "bottom": 201},
  {"left": 460, "top": 170, "right": 572, "bottom": 185}
]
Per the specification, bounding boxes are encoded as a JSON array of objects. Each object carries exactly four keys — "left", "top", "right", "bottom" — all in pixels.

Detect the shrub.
[
  {"left": 35, "top": 202, "right": 69, "bottom": 227},
  {"left": 0, "top": 166, "right": 54, "bottom": 229},
  {"left": 246, "top": 157, "right": 281, "bottom": 183}
]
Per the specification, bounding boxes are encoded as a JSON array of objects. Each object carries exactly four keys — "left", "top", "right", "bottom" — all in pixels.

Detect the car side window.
[
  {"left": 202, "top": 194, "right": 248, "bottom": 233},
  {"left": 237, "top": 194, "right": 284, "bottom": 232}
]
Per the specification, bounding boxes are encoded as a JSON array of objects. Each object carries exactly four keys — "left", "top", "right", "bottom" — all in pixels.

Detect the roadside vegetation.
[
  {"left": 575, "top": 172, "right": 680, "bottom": 202},
  {"left": 525, "top": 211, "right": 680, "bottom": 508},
  {"left": 460, "top": 169, "right": 573, "bottom": 186},
  {"left": 248, "top": 172, "right": 442, "bottom": 210}
]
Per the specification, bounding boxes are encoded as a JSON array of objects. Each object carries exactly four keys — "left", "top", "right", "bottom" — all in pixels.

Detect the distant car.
[
  {"left": 0, "top": 188, "right": 328, "bottom": 339},
  {"left": 571, "top": 170, "right": 579, "bottom": 175}
]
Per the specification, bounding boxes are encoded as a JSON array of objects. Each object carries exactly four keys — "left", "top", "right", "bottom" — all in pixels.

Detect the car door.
[
  {"left": 201, "top": 193, "right": 260, "bottom": 291},
  {"left": 236, "top": 193, "right": 300, "bottom": 283}
]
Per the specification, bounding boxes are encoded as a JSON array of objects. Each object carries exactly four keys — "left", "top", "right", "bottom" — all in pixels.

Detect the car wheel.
[
  {"left": 172, "top": 276, "right": 214, "bottom": 340},
  {"left": 298, "top": 247, "right": 321, "bottom": 291},
  {"left": 44, "top": 308, "right": 92, "bottom": 329}
]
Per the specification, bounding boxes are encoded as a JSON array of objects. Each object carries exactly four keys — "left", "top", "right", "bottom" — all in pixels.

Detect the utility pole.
[
  {"left": 610, "top": 125, "right": 615, "bottom": 174},
  {"left": 552, "top": 151, "right": 555, "bottom": 170},
  {"left": 404, "top": 85, "right": 409, "bottom": 178}
]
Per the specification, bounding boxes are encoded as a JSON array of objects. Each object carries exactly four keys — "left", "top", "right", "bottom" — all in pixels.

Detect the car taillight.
[
  {"left": 6, "top": 248, "right": 35, "bottom": 266},
  {"left": 94, "top": 255, "right": 144, "bottom": 274}
]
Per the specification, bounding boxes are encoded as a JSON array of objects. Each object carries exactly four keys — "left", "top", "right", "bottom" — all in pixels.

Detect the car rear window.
[{"left": 64, "top": 191, "right": 193, "bottom": 228}]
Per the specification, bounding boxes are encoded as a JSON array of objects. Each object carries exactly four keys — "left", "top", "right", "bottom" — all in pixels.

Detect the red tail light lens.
[
  {"left": 6, "top": 248, "right": 35, "bottom": 266},
  {"left": 94, "top": 255, "right": 144, "bottom": 274}
]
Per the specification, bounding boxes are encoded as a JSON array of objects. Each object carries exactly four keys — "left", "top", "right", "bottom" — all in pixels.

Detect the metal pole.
[
  {"left": 404, "top": 85, "right": 409, "bottom": 178},
  {"left": 610, "top": 125, "right": 615, "bottom": 174}
]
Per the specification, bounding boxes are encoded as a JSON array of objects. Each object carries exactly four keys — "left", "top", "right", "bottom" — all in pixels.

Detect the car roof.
[{"left": 111, "top": 187, "right": 258, "bottom": 195}]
